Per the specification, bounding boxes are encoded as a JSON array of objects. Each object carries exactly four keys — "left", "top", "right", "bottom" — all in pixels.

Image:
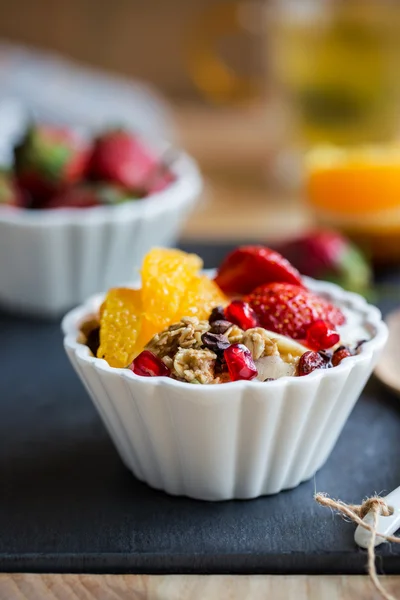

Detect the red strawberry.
[
  {"left": 47, "top": 183, "right": 138, "bottom": 209},
  {"left": 214, "top": 245, "right": 303, "bottom": 295},
  {"left": 14, "top": 124, "right": 89, "bottom": 198},
  {"left": 276, "top": 230, "right": 372, "bottom": 294},
  {"left": 246, "top": 282, "right": 345, "bottom": 340},
  {"left": 88, "top": 128, "right": 173, "bottom": 193}
]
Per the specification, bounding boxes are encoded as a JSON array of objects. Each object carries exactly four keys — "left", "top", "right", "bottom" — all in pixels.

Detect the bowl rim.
[
  {"left": 0, "top": 142, "right": 202, "bottom": 227},
  {"left": 62, "top": 275, "right": 388, "bottom": 391}
]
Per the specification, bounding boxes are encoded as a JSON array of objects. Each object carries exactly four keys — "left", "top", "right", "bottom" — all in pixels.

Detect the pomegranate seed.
[
  {"left": 298, "top": 351, "right": 328, "bottom": 376},
  {"left": 225, "top": 300, "right": 259, "bottom": 331},
  {"left": 332, "top": 346, "right": 352, "bottom": 367},
  {"left": 224, "top": 343, "right": 258, "bottom": 381},
  {"left": 131, "top": 350, "right": 170, "bottom": 377},
  {"left": 306, "top": 319, "right": 340, "bottom": 351}
]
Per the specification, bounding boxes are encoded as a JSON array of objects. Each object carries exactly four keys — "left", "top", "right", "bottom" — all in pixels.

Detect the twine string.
[{"left": 315, "top": 493, "right": 398, "bottom": 600}]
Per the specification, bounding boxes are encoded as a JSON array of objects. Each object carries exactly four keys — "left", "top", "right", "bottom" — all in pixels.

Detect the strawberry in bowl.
[
  {"left": 63, "top": 246, "right": 387, "bottom": 500},
  {"left": 0, "top": 123, "right": 201, "bottom": 316},
  {"left": 14, "top": 124, "right": 90, "bottom": 201}
]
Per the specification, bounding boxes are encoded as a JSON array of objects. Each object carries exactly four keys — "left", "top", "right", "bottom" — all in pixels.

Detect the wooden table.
[
  {"left": 1, "top": 574, "right": 400, "bottom": 599},
  {"left": 2, "top": 105, "right": 398, "bottom": 600}
]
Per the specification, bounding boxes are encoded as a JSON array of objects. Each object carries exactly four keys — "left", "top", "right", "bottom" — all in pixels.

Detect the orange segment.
[
  {"left": 97, "top": 288, "right": 142, "bottom": 368},
  {"left": 306, "top": 144, "right": 400, "bottom": 215},
  {"left": 141, "top": 248, "right": 203, "bottom": 328},
  {"left": 98, "top": 249, "right": 229, "bottom": 365},
  {"left": 133, "top": 316, "right": 159, "bottom": 356},
  {"left": 131, "top": 279, "right": 227, "bottom": 357},
  {"left": 178, "top": 275, "right": 228, "bottom": 320}
]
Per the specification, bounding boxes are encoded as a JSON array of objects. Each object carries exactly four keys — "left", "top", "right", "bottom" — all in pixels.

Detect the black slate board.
[{"left": 1, "top": 242, "right": 400, "bottom": 575}]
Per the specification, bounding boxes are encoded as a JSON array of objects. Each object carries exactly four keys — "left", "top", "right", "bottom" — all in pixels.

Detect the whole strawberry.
[
  {"left": 276, "top": 230, "right": 372, "bottom": 294},
  {"left": 0, "top": 171, "right": 28, "bottom": 208},
  {"left": 215, "top": 245, "right": 303, "bottom": 295},
  {"left": 14, "top": 124, "right": 89, "bottom": 198},
  {"left": 88, "top": 128, "right": 173, "bottom": 193},
  {"left": 47, "top": 183, "right": 139, "bottom": 209},
  {"left": 246, "top": 282, "right": 345, "bottom": 340}
]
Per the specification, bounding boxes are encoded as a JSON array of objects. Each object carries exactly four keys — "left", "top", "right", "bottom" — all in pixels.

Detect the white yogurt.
[{"left": 337, "top": 305, "right": 372, "bottom": 347}]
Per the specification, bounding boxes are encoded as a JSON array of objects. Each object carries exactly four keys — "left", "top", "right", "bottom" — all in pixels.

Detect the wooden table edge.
[{"left": 1, "top": 573, "right": 400, "bottom": 599}]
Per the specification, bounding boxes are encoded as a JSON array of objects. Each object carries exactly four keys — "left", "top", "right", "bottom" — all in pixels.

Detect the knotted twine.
[{"left": 315, "top": 493, "right": 399, "bottom": 600}]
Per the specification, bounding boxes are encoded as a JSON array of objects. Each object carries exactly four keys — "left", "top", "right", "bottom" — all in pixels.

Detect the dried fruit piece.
[
  {"left": 225, "top": 300, "right": 259, "bottom": 331},
  {"left": 332, "top": 346, "right": 352, "bottom": 367},
  {"left": 247, "top": 282, "right": 345, "bottom": 340},
  {"left": 130, "top": 350, "right": 170, "bottom": 377},
  {"left": 224, "top": 343, "right": 258, "bottom": 381},
  {"left": 306, "top": 320, "right": 340, "bottom": 351},
  {"left": 141, "top": 248, "right": 202, "bottom": 328},
  {"left": 97, "top": 288, "right": 142, "bottom": 368},
  {"left": 298, "top": 351, "right": 328, "bottom": 376},
  {"left": 215, "top": 245, "right": 303, "bottom": 295}
]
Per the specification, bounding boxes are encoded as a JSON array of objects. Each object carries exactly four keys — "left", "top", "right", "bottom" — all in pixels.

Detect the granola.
[
  {"left": 145, "top": 317, "right": 210, "bottom": 358},
  {"left": 242, "top": 328, "right": 278, "bottom": 361},
  {"left": 173, "top": 348, "right": 217, "bottom": 384},
  {"left": 139, "top": 314, "right": 309, "bottom": 383}
]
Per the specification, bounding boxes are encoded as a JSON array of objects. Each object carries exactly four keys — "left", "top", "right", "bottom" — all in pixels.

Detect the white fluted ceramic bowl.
[
  {"left": 0, "top": 145, "right": 201, "bottom": 317},
  {"left": 62, "top": 278, "right": 387, "bottom": 501}
]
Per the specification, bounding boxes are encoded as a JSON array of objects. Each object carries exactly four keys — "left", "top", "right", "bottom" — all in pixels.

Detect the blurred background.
[{"left": 0, "top": 0, "right": 400, "bottom": 261}]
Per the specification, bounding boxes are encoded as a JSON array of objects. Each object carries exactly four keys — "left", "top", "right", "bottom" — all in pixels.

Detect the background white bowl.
[
  {"left": 0, "top": 144, "right": 202, "bottom": 317},
  {"left": 62, "top": 278, "right": 388, "bottom": 501}
]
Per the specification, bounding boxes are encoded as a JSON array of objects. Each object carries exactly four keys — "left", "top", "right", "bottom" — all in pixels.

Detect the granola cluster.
[{"left": 144, "top": 315, "right": 300, "bottom": 384}]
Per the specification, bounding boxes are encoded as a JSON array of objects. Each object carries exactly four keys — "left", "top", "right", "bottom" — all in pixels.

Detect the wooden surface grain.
[{"left": 1, "top": 574, "right": 400, "bottom": 600}]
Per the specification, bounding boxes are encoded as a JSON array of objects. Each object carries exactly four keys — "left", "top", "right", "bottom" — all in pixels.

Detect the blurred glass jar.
[
  {"left": 188, "top": 0, "right": 400, "bottom": 261},
  {"left": 270, "top": 0, "right": 400, "bottom": 146},
  {"left": 188, "top": 0, "right": 400, "bottom": 145}
]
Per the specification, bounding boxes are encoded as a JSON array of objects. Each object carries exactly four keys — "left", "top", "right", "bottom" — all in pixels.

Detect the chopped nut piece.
[
  {"left": 161, "top": 355, "right": 174, "bottom": 370},
  {"left": 225, "top": 324, "right": 244, "bottom": 344},
  {"left": 146, "top": 317, "right": 210, "bottom": 358},
  {"left": 242, "top": 327, "right": 279, "bottom": 360},
  {"left": 173, "top": 348, "right": 217, "bottom": 384}
]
